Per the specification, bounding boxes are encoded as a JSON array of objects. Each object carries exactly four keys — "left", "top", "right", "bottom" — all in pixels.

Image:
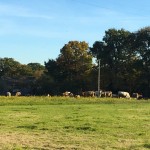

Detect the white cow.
[
  {"left": 6, "top": 92, "right": 11, "bottom": 97},
  {"left": 118, "top": 91, "right": 130, "bottom": 99},
  {"left": 132, "top": 93, "right": 143, "bottom": 99},
  {"left": 63, "top": 91, "right": 74, "bottom": 97}
]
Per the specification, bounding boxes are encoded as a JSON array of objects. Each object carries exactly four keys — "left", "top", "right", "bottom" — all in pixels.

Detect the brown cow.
[
  {"left": 101, "top": 91, "right": 112, "bottom": 97},
  {"left": 16, "top": 92, "right": 21, "bottom": 96},
  {"left": 82, "top": 91, "right": 95, "bottom": 97}
]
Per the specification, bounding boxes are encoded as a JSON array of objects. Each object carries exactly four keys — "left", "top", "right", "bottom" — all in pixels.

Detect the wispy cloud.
[
  {"left": 0, "top": 3, "right": 53, "bottom": 19},
  {"left": 77, "top": 7, "right": 150, "bottom": 31},
  {"left": 0, "top": 2, "right": 149, "bottom": 39}
]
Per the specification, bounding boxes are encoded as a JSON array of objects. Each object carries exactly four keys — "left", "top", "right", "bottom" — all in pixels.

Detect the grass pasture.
[{"left": 0, "top": 96, "right": 150, "bottom": 150}]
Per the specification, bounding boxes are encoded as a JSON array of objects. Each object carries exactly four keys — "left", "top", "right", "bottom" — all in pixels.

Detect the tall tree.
[
  {"left": 134, "top": 27, "right": 150, "bottom": 96},
  {"left": 0, "top": 58, "right": 22, "bottom": 77},
  {"left": 27, "top": 63, "right": 45, "bottom": 71},
  {"left": 45, "top": 41, "right": 94, "bottom": 93},
  {"left": 27, "top": 63, "right": 45, "bottom": 79},
  {"left": 45, "top": 59, "right": 61, "bottom": 81},
  {"left": 90, "top": 29, "right": 138, "bottom": 92}
]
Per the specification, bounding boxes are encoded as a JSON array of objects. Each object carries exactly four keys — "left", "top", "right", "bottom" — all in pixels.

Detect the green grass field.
[{"left": 0, "top": 97, "right": 150, "bottom": 150}]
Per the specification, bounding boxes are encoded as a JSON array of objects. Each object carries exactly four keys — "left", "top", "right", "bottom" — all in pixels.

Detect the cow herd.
[
  {"left": 5, "top": 90, "right": 144, "bottom": 100},
  {"left": 62, "top": 90, "right": 143, "bottom": 100},
  {"left": 6, "top": 91, "right": 22, "bottom": 97}
]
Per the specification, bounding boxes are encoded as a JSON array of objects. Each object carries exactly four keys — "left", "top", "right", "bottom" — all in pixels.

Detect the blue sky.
[{"left": 0, "top": 0, "right": 150, "bottom": 65}]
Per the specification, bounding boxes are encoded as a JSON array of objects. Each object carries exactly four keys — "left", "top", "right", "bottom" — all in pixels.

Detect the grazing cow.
[
  {"left": 101, "top": 91, "right": 106, "bottom": 97},
  {"left": 16, "top": 92, "right": 21, "bottom": 96},
  {"left": 132, "top": 93, "right": 143, "bottom": 100},
  {"left": 63, "top": 91, "right": 74, "bottom": 97},
  {"left": 47, "top": 94, "right": 51, "bottom": 97},
  {"left": 74, "top": 95, "right": 80, "bottom": 98},
  {"left": 6, "top": 92, "right": 11, "bottom": 97},
  {"left": 100, "top": 91, "right": 112, "bottom": 97},
  {"left": 95, "top": 91, "right": 102, "bottom": 97},
  {"left": 82, "top": 91, "right": 95, "bottom": 97},
  {"left": 81, "top": 92, "right": 85, "bottom": 97},
  {"left": 137, "top": 94, "right": 143, "bottom": 100},
  {"left": 132, "top": 93, "right": 139, "bottom": 99},
  {"left": 118, "top": 91, "right": 130, "bottom": 98},
  {"left": 106, "top": 91, "right": 112, "bottom": 97},
  {"left": 105, "top": 91, "right": 112, "bottom": 97}
]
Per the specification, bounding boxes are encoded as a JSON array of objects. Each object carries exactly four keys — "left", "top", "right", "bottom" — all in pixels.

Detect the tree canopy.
[
  {"left": 44, "top": 41, "right": 93, "bottom": 94},
  {"left": 90, "top": 27, "right": 150, "bottom": 96}
]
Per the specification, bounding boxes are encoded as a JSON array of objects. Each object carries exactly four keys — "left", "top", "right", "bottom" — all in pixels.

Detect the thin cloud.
[
  {"left": 0, "top": 2, "right": 149, "bottom": 39},
  {"left": 0, "top": 3, "right": 53, "bottom": 20}
]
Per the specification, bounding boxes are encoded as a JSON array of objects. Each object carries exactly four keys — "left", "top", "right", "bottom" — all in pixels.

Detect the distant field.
[{"left": 0, "top": 97, "right": 150, "bottom": 150}]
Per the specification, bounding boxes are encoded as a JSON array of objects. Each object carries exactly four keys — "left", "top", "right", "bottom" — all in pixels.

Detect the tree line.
[{"left": 0, "top": 27, "right": 150, "bottom": 97}]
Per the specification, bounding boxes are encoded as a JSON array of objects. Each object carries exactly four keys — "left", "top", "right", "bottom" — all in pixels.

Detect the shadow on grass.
[
  {"left": 143, "top": 144, "right": 150, "bottom": 149},
  {"left": 64, "top": 124, "right": 96, "bottom": 132},
  {"left": 17, "top": 125, "right": 37, "bottom": 130},
  {"left": 39, "top": 128, "right": 49, "bottom": 131},
  {"left": 64, "top": 125, "right": 74, "bottom": 130},
  {"left": 76, "top": 126, "right": 96, "bottom": 132}
]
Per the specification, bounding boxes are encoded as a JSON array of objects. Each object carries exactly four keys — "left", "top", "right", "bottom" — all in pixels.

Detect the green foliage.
[
  {"left": 33, "top": 74, "right": 56, "bottom": 95},
  {"left": 134, "top": 27, "right": 150, "bottom": 96},
  {"left": 57, "top": 41, "right": 93, "bottom": 80},
  {"left": 27, "top": 63, "right": 45, "bottom": 79},
  {"left": 0, "top": 58, "right": 46, "bottom": 95},
  {"left": 0, "top": 58, "right": 34, "bottom": 78},
  {"left": 44, "top": 41, "right": 94, "bottom": 94},
  {"left": 44, "top": 59, "right": 60, "bottom": 81},
  {"left": 0, "top": 58, "right": 21, "bottom": 77},
  {"left": 90, "top": 28, "right": 150, "bottom": 96},
  {"left": 27, "top": 63, "right": 45, "bottom": 71}
]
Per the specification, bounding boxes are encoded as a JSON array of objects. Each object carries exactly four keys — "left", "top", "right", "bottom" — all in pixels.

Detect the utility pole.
[
  {"left": 98, "top": 59, "right": 100, "bottom": 97},
  {"left": 97, "top": 42, "right": 107, "bottom": 97}
]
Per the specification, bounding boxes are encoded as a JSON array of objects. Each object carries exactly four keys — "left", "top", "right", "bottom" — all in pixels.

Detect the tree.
[
  {"left": 0, "top": 57, "right": 21, "bottom": 78},
  {"left": 134, "top": 27, "right": 150, "bottom": 96},
  {"left": 17, "top": 64, "right": 33, "bottom": 77},
  {"left": 90, "top": 29, "right": 138, "bottom": 92},
  {"left": 45, "top": 59, "right": 61, "bottom": 81},
  {"left": 27, "top": 63, "right": 45, "bottom": 71},
  {"left": 57, "top": 41, "right": 93, "bottom": 79},
  {"left": 42, "top": 59, "right": 61, "bottom": 95},
  {"left": 33, "top": 74, "right": 55, "bottom": 95},
  {"left": 27, "top": 63, "right": 45, "bottom": 79},
  {"left": 44, "top": 41, "right": 93, "bottom": 94}
]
